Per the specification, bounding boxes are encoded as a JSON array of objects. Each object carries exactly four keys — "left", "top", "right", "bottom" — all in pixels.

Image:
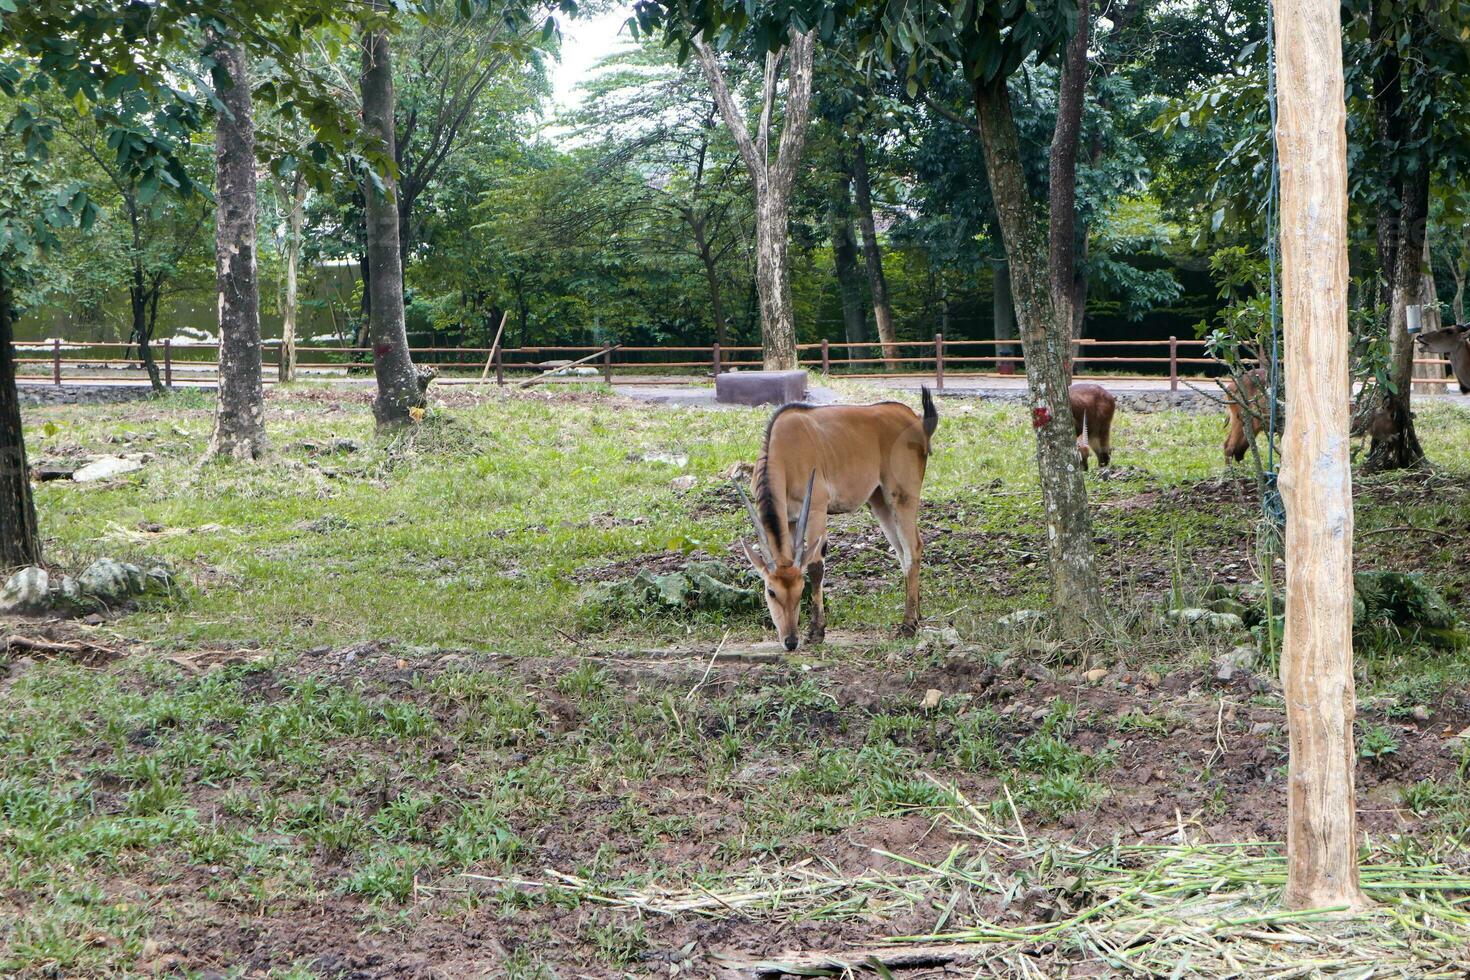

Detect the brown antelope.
[
  {"left": 1222, "top": 368, "right": 1270, "bottom": 462},
  {"left": 1416, "top": 323, "right": 1470, "bottom": 394},
  {"left": 736, "top": 388, "right": 938, "bottom": 650},
  {"left": 1070, "top": 383, "right": 1116, "bottom": 469}
]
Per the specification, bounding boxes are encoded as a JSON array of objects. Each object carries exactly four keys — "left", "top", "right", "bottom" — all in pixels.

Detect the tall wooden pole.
[{"left": 1273, "top": 0, "right": 1369, "bottom": 911}]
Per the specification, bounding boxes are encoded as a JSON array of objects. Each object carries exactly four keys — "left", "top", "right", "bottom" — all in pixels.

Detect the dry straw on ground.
[{"left": 473, "top": 782, "right": 1470, "bottom": 977}]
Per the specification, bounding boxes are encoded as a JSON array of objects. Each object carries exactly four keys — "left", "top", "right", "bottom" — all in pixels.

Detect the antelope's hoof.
[
  {"left": 896, "top": 622, "right": 918, "bottom": 639},
  {"left": 805, "top": 626, "right": 825, "bottom": 646}
]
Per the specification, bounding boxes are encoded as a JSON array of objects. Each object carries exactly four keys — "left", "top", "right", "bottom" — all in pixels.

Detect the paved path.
[{"left": 20, "top": 374, "right": 1470, "bottom": 410}]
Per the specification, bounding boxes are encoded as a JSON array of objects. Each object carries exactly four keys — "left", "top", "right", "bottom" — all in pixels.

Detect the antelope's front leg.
[
  {"left": 899, "top": 515, "right": 922, "bottom": 638},
  {"left": 805, "top": 555, "right": 826, "bottom": 645}
]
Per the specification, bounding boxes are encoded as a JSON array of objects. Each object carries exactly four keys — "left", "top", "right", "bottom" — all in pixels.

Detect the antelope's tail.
[{"left": 920, "top": 386, "right": 938, "bottom": 441}]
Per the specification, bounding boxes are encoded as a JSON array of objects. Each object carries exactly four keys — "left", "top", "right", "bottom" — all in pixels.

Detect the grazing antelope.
[
  {"left": 1416, "top": 322, "right": 1470, "bottom": 394},
  {"left": 1070, "top": 383, "right": 1116, "bottom": 469},
  {"left": 1222, "top": 368, "right": 1270, "bottom": 462},
  {"left": 736, "top": 388, "right": 939, "bottom": 650}
]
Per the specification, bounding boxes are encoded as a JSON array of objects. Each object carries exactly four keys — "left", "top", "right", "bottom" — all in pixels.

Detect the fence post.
[
  {"left": 602, "top": 342, "right": 613, "bottom": 385},
  {"left": 163, "top": 339, "right": 172, "bottom": 389},
  {"left": 494, "top": 343, "right": 504, "bottom": 386},
  {"left": 52, "top": 338, "right": 61, "bottom": 386},
  {"left": 934, "top": 333, "right": 945, "bottom": 390},
  {"left": 821, "top": 338, "right": 830, "bottom": 375},
  {"left": 1168, "top": 335, "right": 1178, "bottom": 404},
  {"left": 711, "top": 342, "right": 721, "bottom": 377}
]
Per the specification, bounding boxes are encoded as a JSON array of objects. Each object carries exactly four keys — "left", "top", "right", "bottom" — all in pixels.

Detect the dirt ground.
[{"left": 11, "top": 619, "right": 1469, "bottom": 978}]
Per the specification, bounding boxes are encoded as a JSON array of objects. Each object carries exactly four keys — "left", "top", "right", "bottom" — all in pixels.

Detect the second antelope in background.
[
  {"left": 1070, "top": 383, "right": 1116, "bottom": 469},
  {"left": 737, "top": 388, "right": 939, "bottom": 650}
]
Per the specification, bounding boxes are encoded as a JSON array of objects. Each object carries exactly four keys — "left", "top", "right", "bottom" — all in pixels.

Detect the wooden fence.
[{"left": 10, "top": 335, "right": 1463, "bottom": 390}]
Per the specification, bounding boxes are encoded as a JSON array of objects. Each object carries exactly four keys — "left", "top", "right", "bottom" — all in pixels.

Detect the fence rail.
[{"left": 11, "top": 335, "right": 1464, "bottom": 391}]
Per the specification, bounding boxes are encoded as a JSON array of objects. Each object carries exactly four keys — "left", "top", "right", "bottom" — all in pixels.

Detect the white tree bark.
[
  {"left": 1273, "top": 0, "right": 1370, "bottom": 912},
  {"left": 279, "top": 172, "right": 306, "bottom": 384},
  {"left": 694, "top": 29, "right": 815, "bottom": 371}
]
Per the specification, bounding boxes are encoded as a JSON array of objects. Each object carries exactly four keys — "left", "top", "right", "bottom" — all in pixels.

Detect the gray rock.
[
  {"left": 1411, "top": 705, "right": 1431, "bottom": 722},
  {"left": 72, "top": 455, "right": 144, "bottom": 483},
  {"left": 330, "top": 437, "right": 362, "bottom": 454},
  {"left": 50, "top": 575, "right": 98, "bottom": 615},
  {"left": 916, "top": 626, "right": 961, "bottom": 652},
  {"left": 0, "top": 567, "right": 51, "bottom": 615},
  {"left": 1163, "top": 607, "right": 1245, "bottom": 632},
  {"left": 77, "top": 558, "right": 143, "bottom": 604},
  {"left": 997, "top": 609, "right": 1046, "bottom": 629}
]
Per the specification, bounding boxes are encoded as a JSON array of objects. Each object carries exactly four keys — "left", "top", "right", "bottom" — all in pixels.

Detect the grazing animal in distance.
[
  {"left": 1069, "top": 383, "right": 1116, "bottom": 469},
  {"left": 737, "top": 388, "right": 939, "bottom": 650},
  {"left": 1222, "top": 368, "right": 1270, "bottom": 462},
  {"left": 1416, "top": 323, "right": 1470, "bottom": 394}
]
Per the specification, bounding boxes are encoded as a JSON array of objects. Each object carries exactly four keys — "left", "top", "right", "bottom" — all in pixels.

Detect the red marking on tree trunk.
[
  {"left": 374, "top": 344, "right": 391, "bottom": 357},
  {"left": 1032, "top": 406, "right": 1051, "bottom": 429}
]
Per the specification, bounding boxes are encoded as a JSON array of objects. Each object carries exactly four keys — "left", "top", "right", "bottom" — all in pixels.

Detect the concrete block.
[{"left": 715, "top": 370, "right": 807, "bottom": 407}]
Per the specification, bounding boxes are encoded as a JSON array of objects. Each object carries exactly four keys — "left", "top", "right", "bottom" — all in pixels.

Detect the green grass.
[{"left": 31, "top": 383, "right": 1470, "bottom": 660}]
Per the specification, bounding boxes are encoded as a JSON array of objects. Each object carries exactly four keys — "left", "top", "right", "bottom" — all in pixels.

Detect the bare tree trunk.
[
  {"left": 207, "top": 35, "right": 268, "bottom": 460},
  {"left": 0, "top": 269, "right": 41, "bottom": 569},
  {"left": 690, "top": 219, "right": 729, "bottom": 347},
  {"left": 128, "top": 273, "right": 165, "bottom": 393},
  {"left": 279, "top": 173, "right": 306, "bottom": 383},
  {"left": 851, "top": 139, "right": 897, "bottom": 367},
  {"left": 1273, "top": 0, "right": 1369, "bottom": 913},
  {"left": 993, "top": 261, "right": 1019, "bottom": 373},
  {"left": 694, "top": 29, "right": 815, "bottom": 371},
  {"left": 361, "top": 6, "right": 427, "bottom": 425},
  {"left": 829, "top": 177, "right": 869, "bottom": 353},
  {"left": 972, "top": 79, "right": 1102, "bottom": 633},
  {"left": 1050, "top": 0, "right": 1090, "bottom": 377},
  {"left": 1366, "top": 156, "right": 1427, "bottom": 471}
]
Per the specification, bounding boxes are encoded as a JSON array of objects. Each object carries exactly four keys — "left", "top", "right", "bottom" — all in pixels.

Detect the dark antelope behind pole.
[
  {"left": 1069, "top": 383, "right": 1115, "bottom": 469},
  {"left": 736, "top": 388, "right": 939, "bottom": 650}
]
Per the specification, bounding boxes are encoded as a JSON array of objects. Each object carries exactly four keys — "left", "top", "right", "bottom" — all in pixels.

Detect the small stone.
[
  {"left": 1030, "top": 706, "right": 1049, "bottom": 721},
  {"left": 0, "top": 567, "right": 51, "bottom": 615},
  {"left": 1214, "top": 645, "right": 1256, "bottom": 682},
  {"left": 1083, "top": 667, "right": 1109, "bottom": 683},
  {"left": 670, "top": 475, "right": 697, "bottom": 491},
  {"left": 920, "top": 688, "right": 943, "bottom": 710},
  {"left": 1411, "top": 705, "right": 1431, "bottom": 722},
  {"left": 1163, "top": 607, "right": 1245, "bottom": 632},
  {"left": 1250, "top": 721, "right": 1276, "bottom": 737},
  {"left": 1021, "top": 637, "right": 1062, "bottom": 658},
  {"left": 330, "top": 437, "right": 362, "bottom": 453},
  {"left": 72, "top": 455, "right": 144, "bottom": 482},
  {"left": 917, "top": 626, "right": 961, "bottom": 652},
  {"left": 1141, "top": 670, "right": 1162, "bottom": 687},
  {"left": 997, "top": 609, "right": 1046, "bottom": 629}
]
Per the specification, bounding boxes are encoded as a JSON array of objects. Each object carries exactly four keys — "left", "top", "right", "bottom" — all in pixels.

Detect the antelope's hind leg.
[{"left": 870, "top": 490, "right": 922, "bottom": 638}]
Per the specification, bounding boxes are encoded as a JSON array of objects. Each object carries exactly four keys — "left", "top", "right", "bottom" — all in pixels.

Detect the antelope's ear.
[
  {"left": 803, "top": 535, "right": 827, "bottom": 569},
  {"left": 738, "top": 540, "right": 769, "bottom": 574}
]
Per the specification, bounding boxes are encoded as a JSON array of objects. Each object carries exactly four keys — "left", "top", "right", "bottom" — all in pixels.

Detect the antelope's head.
[
  {"left": 1416, "top": 322, "right": 1469, "bottom": 354},
  {"left": 736, "top": 473, "right": 823, "bottom": 651}
]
